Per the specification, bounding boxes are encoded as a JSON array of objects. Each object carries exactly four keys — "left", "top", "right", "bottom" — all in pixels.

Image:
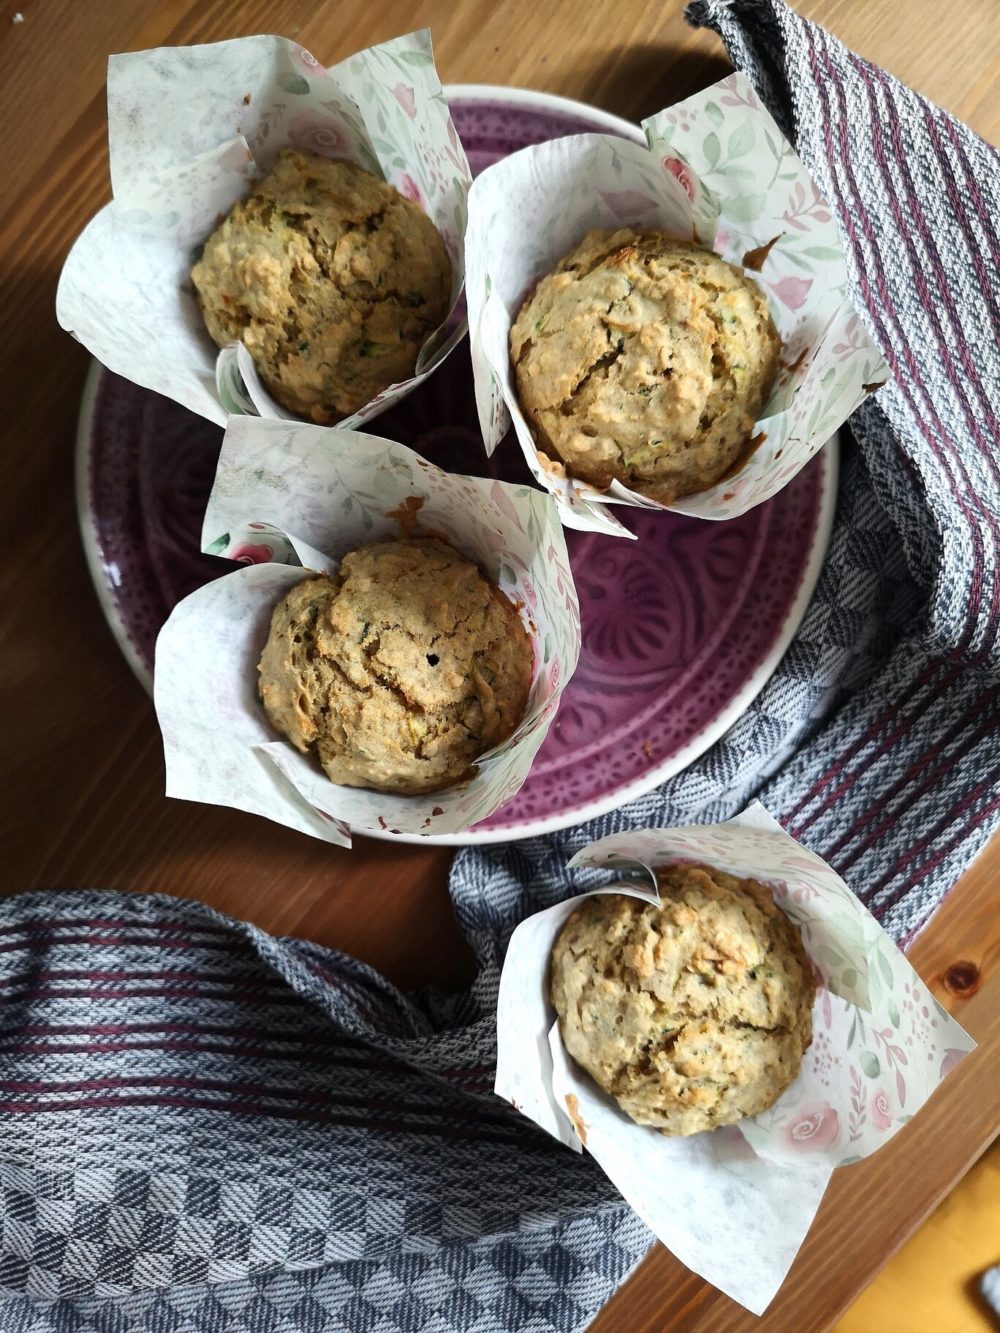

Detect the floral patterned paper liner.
[
  {"left": 494, "top": 802, "right": 973, "bottom": 1312},
  {"left": 57, "top": 30, "right": 471, "bottom": 430},
  {"left": 154, "top": 418, "right": 580, "bottom": 846},
  {"left": 466, "top": 71, "right": 889, "bottom": 536}
]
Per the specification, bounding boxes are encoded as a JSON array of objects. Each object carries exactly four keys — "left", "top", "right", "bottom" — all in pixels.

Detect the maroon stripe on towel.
[
  {"left": 858, "top": 57, "right": 1000, "bottom": 452},
  {"left": 782, "top": 661, "right": 953, "bottom": 824},
  {"left": 813, "top": 701, "right": 997, "bottom": 872},
  {"left": 930, "top": 109, "right": 1000, "bottom": 313},
  {"left": 774, "top": 30, "right": 998, "bottom": 844},
  {"left": 812, "top": 28, "right": 1000, "bottom": 653},
  {"left": 0, "top": 1093, "right": 537, "bottom": 1148},
  {"left": 0, "top": 934, "right": 255, "bottom": 957},
  {"left": 810, "top": 31, "right": 998, "bottom": 617},
  {"left": 0, "top": 1074, "right": 511, "bottom": 1125},
  {"left": 0, "top": 1025, "right": 494, "bottom": 1085},
  {"left": 0, "top": 968, "right": 285, "bottom": 993},
  {"left": 0, "top": 917, "right": 235, "bottom": 941},
  {"left": 866, "top": 777, "right": 1000, "bottom": 911},
  {"left": 0, "top": 982, "right": 305, "bottom": 1005},
  {"left": 787, "top": 667, "right": 971, "bottom": 837}
]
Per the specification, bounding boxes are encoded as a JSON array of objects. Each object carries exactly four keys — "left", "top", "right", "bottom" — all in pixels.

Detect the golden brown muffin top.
[
  {"left": 258, "top": 538, "right": 533, "bottom": 795},
  {"left": 550, "top": 863, "right": 815, "bottom": 1136},
  {"left": 192, "top": 150, "right": 451, "bottom": 422},
  {"left": 511, "top": 229, "right": 780, "bottom": 503}
]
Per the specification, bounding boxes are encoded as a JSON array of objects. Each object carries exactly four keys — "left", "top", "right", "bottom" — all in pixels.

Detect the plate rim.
[
  {"left": 77, "top": 357, "right": 154, "bottom": 692},
  {"left": 75, "top": 82, "right": 840, "bottom": 848}
]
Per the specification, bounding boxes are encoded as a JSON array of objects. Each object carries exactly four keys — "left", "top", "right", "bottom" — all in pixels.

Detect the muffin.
[
  {"left": 191, "top": 149, "right": 451, "bottom": 423},
  {"left": 549, "top": 864, "right": 815, "bottom": 1136},
  {"left": 257, "top": 538, "right": 532, "bottom": 795},
  {"left": 510, "top": 229, "right": 780, "bottom": 503}
]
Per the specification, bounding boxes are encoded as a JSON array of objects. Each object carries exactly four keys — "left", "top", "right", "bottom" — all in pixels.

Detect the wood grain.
[{"left": 0, "top": 1, "right": 996, "bottom": 1328}]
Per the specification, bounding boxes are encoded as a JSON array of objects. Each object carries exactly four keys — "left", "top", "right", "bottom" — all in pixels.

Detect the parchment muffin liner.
[
  {"left": 495, "top": 802, "right": 974, "bottom": 1312},
  {"left": 153, "top": 417, "right": 580, "bottom": 846},
  {"left": 466, "top": 71, "right": 889, "bottom": 536},
  {"left": 57, "top": 30, "right": 471, "bottom": 430}
]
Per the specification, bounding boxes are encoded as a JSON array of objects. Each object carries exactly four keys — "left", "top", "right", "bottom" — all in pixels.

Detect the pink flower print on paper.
[
  {"left": 599, "top": 189, "right": 658, "bottom": 221},
  {"left": 833, "top": 313, "right": 865, "bottom": 359},
  {"left": 662, "top": 156, "right": 697, "bottom": 203},
  {"left": 781, "top": 1103, "right": 841, "bottom": 1153},
  {"left": 870, "top": 1089, "right": 892, "bottom": 1131},
  {"left": 712, "top": 1123, "right": 757, "bottom": 1162},
  {"left": 661, "top": 107, "right": 699, "bottom": 133},
  {"left": 229, "top": 543, "right": 273, "bottom": 565},
  {"left": 398, "top": 173, "right": 424, "bottom": 206},
  {"left": 292, "top": 45, "right": 325, "bottom": 75},
  {"left": 770, "top": 275, "right": 813, "bottom": 310},
  {"left": 939, "top": 1048, "right": 966, "bottom": 1079},
  {"left": 720, "top": 81, "right": 762, "bottom": 112},
  {"left": 392, "top": 83, "right": 417, "bottom": 119},
  {"left": 781, "top": 181, "right": 832, "bottom": 232},
  {"left": 288, "top": 111, "right": 347, "bottom": 159}
]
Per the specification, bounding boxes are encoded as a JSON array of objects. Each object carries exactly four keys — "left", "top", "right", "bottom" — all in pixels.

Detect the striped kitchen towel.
[{"left": 1, "top": 1, "right": 997, "bottom": 1330}]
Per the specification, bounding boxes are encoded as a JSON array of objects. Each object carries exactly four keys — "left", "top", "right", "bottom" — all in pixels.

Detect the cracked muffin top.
[
  {"left": 257, "top": 538, "right": 533, "bottom": 796},
  {"left": 549, "top": 864, "right": 815, "bottom": 1136},
  {"left": 191, "top": 150, "right": 451, "bottom": 423},
  {"left": 510, "top": 229, "right": 780, "bottom": 504}
]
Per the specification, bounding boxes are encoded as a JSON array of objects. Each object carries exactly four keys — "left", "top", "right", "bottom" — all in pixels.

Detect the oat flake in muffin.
[
  {"left": 257, "top": 538, "right": 532, "bottom": 795},
  {"left": 191, "top": 149, "right": 451, "bottom": 423},
  {"left": 510, "top": 228, "right": 780, "bottom": 503},
  {"left": 549, "top": 863, "right": 815, "bottom": 1136}
]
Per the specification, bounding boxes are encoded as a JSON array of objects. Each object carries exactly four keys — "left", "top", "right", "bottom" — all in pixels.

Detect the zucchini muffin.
[
  {"left": 510, "top": 229, "right": 780, "bottom": 503},
  {"left": 191, "top": 149, "right": 451, "bottom": 423},
  {"left": 550, "top": 864, "right": 815, "bottom": 1136},
  {"left": 258, "top": 538, "right": 532, "bottom": 795}
]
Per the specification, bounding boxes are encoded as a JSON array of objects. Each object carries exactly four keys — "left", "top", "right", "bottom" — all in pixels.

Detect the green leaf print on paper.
[
  {"left": 703, "top": 132, "right": 721, "bottom": 169},
  {"left": 877, "top": 950, "right": 894, "bottom": 986},
  {"left": 705, "top": 101, "right": 724, "bottom": 126},
  {"left": 888, "top": 1000, "right": 901, "bottom": 1029},
  {"left": 278, "top": 73, "right": 310, "bottom": 95},
  {"left": 715, "top": 163, "right": 755, "bottom": 179},
  {"left": 206, "top": 533, "right": 231, "bottom": 556},
  {"left": 727, "top": 121, "right": 755, "bottom": 158},
  {"left": 859, "top": 1051, "right": 880, "bottom": 1079},
  {"left": 722, "top": 193, "right": 768, "bottom": 222},
  {"left": 397, "top": 49, "right": 434, "bottom": 67}
]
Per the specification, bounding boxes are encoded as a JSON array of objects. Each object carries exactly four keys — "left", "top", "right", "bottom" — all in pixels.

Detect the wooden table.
[{"left": 1, "top": 1, "right": 997, "bottom": 1328}]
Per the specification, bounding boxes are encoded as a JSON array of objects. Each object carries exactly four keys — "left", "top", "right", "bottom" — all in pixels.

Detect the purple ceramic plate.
[{"left": 76, "top": 86, "right": 836, "bottom": 846}]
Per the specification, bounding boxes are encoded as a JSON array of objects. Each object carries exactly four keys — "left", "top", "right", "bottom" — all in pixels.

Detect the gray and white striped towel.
[{"left": 1, "top": 1, "right": 997, "bottom": 1329}]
